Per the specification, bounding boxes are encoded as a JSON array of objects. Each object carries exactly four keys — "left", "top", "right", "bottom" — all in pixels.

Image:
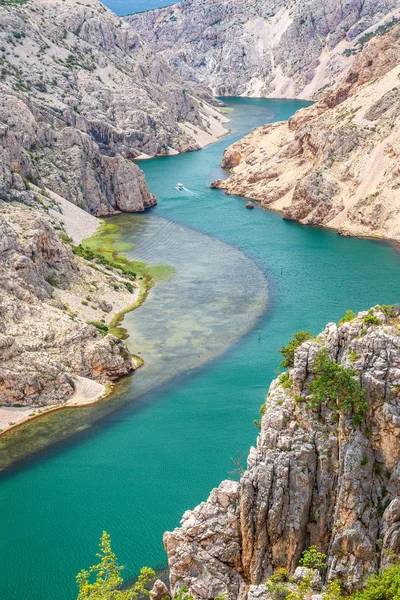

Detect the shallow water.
[
  {"left": 1, "top": 98, "right": 400, "bottom": 600},
  {"left": 104, "top": 0, "right": 180, "bottom": 16}
]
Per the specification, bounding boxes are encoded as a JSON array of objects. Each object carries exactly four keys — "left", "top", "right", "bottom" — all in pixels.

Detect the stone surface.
[
  {"left": 164, "top": 307, "right": 400, "bottom": 598},
  {"left": 0, "top": 196, "right": 138, "bottom": 407},
  {"left": 128, "top": 0, "right": 400, "bottom": 99},
  {"left": 0, "top": 0, "right": 227, "bottom": 216},
  {"left": 213, "top": 25, "right": 400, "bottom": 242},
  {"left": 150, "top": 580, "right": 171, "bottom": 600}
]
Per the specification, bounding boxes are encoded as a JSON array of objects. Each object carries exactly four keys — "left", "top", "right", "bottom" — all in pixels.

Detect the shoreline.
[
  {"left": 218, "top": 186, "right": 400, "bottom": 250},
  {"left": 0, "top": 208, "right": 153, "bottom": 439},
  {"left": 0, "top": 358, "right": 144, "bottom": 438}
]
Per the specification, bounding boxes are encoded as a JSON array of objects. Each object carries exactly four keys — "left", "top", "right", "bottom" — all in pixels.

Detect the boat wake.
[{"left": 175, "top": 185, "right": 197, "bottom": 195}]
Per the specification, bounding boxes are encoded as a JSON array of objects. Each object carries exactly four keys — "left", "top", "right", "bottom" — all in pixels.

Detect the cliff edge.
[{"left": 164, "top": 306, "right": 400, "bottom": 599}]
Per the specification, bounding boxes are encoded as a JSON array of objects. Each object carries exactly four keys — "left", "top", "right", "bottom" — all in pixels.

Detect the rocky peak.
[
  {"left": 128, "top": 0, "right": 400, "bottom": 99},
  {"left": 164, "top": 307, "right": 400, "bottom": 599}
]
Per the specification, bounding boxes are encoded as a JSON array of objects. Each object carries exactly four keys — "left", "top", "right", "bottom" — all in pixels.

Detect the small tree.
[
  {"left": 309, "top": 349, "right": 368, "bottom": 425},
  {"left": 299, "top": 545, "right": 327, "bottom": 571},
  {"left": 76, "top": 531, "right": 155, "bottom": 599},
  {"left": 280, "top": 331, "right": 311, "bottom": 368}
]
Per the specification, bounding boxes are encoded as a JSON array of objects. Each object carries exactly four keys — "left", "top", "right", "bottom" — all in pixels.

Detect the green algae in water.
[{"left": 81, "top": 221, "right": 176, "bottom": 284}]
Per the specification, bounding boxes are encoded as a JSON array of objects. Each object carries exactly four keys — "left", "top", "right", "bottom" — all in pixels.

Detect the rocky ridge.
[
  {"left": 0, "top": 187, "right": 141, "bottom": 408},
  {"left": 163, "top": 306, "right": 400, "bottom": 599},
  {"left": 212, "top": 25, "right": 400, "bottom": 242},
  {"left": 127, "top": 0, "right": 400, "bottom": 100},
  {"left": 0, "top": 0, "right": 227, "bottom": 216}
]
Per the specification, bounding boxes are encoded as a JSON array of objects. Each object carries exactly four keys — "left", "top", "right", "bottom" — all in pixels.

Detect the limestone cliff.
[
  {"left": 0, "top": 186, "right": 140, "bottom": 407},
  {"left": 164, "top": 307, "right": 400, "bottom": 599},
  {"left": 0, "top": 0, "right": 227, "bottom": 215},
  {"left": 127, "top": 0, "right": 400, "bottom": 100},
  {"left": 213, "top": 26, "right": 400, "bottom": 243}
]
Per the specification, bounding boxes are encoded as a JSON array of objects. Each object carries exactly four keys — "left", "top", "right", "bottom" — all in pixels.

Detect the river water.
[
  {"left": 1, "top": 98, "right": 400, "bottom": 600},
  {"left": 105, "top": 0, "right": 180, "bottom": 16}
]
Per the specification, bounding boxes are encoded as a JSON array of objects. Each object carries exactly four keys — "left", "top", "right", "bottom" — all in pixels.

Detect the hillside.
[
  {"left": 163, "top": 306, "right": 400, "bottom": 599},
  {"left": 127, "top": 0, "right": 400, "bottom": 99},
  {"left": 212, "top": 26, "right": 400, "bottom": 242},
  {"left": 0, "top": 0, "right": 227, "bottom": 215}
]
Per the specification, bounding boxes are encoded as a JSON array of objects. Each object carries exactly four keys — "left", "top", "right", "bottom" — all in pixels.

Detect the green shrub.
[
  {"left": 299, "top": 545, "right": 327, "bottom": 571},
  {"left": 280, "top": 372, "right": 293, "bottom": 389},
  {"left": 364, "top": 311, "right": 382, "bottom": 327},
  {"left": 348, "top": 351, "right": 359, "bottom": 364},
  {"left": 309, "top": 350, "right": 368, "bottom": 425},
  {"left": 76, "top": 531, "right": 154, "bottom": 599},
  {"left": 323, "top": 579, "right": 343, "bottom": 600},
  {"left": 173, "top": 587, "right": 194, "bottom": 600},
  {"left": 266, "top": 581, "right": 290, "bottom": 600},
  {"left": 280, "top": 331, "right": 311, "bottom": 368},
  {"left": 380, "top": 305, "right": 397, "bottom": 317},
  {"left": 269, "top": 568, "right": 291, "bottom": 583},
  {"left": 339, "top": 310, "right": 357, "bottom": 325},
  {"left": 351, "top": 565, "right": 400, "bottom": 600}
]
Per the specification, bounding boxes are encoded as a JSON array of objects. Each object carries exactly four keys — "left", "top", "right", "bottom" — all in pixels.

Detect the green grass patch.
[
  {"left": 79, "top": 221, "right": 175, "bottom": 284},
  {"left": 77, "top": 220, "right": 175, "bottom": 339}
]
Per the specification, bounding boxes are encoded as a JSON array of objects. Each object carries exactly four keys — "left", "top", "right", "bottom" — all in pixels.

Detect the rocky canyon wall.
[
  {"left": 212, "top": 26, "right": 400, "bottom": 243},
  {"left": 128, "top": 0, "right": 400, "bottom": 100},
  {"left": 163, "top": 306, "right": 400, "bottom": 599}
]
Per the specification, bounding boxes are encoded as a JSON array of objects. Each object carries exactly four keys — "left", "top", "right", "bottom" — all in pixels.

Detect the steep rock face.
[
  {"left": 164, "top": 307, "right": 400, "bottom": 598},
  {"left": 0, "top": 197, "right": 136, "bottom": 407},
  {"left": 0, "top": 0, "right": 227, "bottom": 215},
  {"left": 0, "top": 90, "right": 156, "bottom": 215},
  {"left": 213, "top": 26, "right": 400, "bottom": 242},
  {"left": 128, "top": 0, "right": 399, "bottom": 99}
]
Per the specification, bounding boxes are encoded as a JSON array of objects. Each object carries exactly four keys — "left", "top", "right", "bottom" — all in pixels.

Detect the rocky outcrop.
[
  {"left": 0, "top": 194, "right": 138, "bottom": 407},
  {"left": 128, "top": 0, "right": 400, "bottom": 99},
  {"left": 0, "top": 0, "right": 227, "bottom": 215},
  {"left": 164, "top": 307, "right": 400, "bottom": 599},
  {"left": 0, "top": 90, "right": 156, "bottom": 215},
  {"left": 213, "top": 26, "right": 400, "bottom": 242}
]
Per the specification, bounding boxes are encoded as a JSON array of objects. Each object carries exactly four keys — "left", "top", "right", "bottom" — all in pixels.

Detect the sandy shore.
[{"left": 0, "top": 376, "right": 107, "bottom": 435}]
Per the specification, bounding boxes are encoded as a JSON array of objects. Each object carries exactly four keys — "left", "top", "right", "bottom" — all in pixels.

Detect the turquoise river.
[{"left": 1, "top": 98, "right": 400, "bottom": 600}]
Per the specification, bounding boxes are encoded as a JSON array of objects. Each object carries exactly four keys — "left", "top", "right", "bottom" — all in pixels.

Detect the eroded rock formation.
[
  {"left": 164, "top": 307, "right": 400, "bottom": 599},
  {"left": 128, "top": 0, "right": 400, "bottom": 99},
  {"left": 0, "top": 192, "right": 139, "bottom": 407},
  {"left": 0, "top": 0, "right": 227, "bottom": 215},
  {"left": 213, "top": 26, "right": 400, "bottom": 242}
]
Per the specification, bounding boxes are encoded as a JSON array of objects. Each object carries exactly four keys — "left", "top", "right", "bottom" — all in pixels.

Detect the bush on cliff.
[
  {"left": 280, "top": 331, "right": 311, "bottom": 368},
  {"left": 309, "top": 349, "right": 368, "bottom": 425},
  {"left": 299, "top": 546, "right": 327, "bottom": 571},
  {"left": 351, "top": 565, "right": 400, "bottom": 600}
]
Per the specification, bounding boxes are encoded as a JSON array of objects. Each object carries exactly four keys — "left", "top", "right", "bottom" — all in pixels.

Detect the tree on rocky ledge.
[{"left": 76, "top": 531, "right": 154, "bottom": 600}]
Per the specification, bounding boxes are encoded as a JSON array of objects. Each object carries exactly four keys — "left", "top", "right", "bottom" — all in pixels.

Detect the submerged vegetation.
[
  {"left": 79, "top": 222, "right": 175, "bottom": 282},
  {"left": 73, "top": 221, "right": 175, "bottom": 338}
]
